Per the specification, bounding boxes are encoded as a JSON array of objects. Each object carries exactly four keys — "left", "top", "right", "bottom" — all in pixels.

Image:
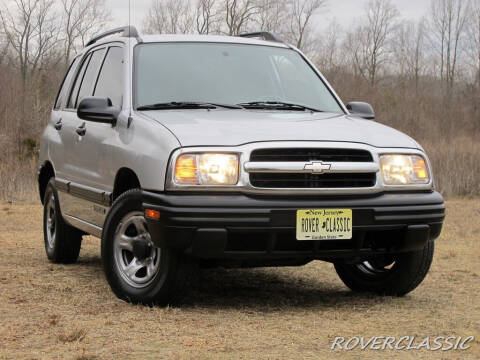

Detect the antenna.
[{"left": 127, "top": 0, "right": 133, "bottom": 127}]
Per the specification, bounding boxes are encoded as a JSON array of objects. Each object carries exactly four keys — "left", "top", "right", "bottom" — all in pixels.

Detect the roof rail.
[
  {"left": 86, "top": 26, "right": 141, "bottom": 47},
  {"left": 238, "top": 32, "right": 282, "bottom": 43}
]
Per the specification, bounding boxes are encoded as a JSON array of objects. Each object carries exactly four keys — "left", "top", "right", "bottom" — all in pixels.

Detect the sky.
[{"left": 105, "top": 0, "right": 431, "bottom": 31}]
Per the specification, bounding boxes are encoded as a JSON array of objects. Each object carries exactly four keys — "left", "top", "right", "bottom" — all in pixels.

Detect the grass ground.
[{"left": 0, "top": 199, "right": 479, "bottom": 359}]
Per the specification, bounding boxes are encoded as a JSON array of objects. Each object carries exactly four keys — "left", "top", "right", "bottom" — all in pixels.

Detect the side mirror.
[
  {"left": 346, "top": 102, "right": 375, "bottom": 120},
  {"left": 77, "top": 97, "right": 120, "bottom": 125}
]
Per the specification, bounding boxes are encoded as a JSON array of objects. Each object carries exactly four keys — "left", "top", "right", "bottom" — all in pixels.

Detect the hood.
[{"left": 141, "top": 109, "right": 419, "bottom": 149}]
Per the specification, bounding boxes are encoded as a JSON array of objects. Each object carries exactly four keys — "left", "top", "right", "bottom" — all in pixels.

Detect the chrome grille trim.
[
  {"left": 165, "top": 141, "right": 434, "bottom": 195},
  {"left": 249, "top": 148, "right": 373, "bottom": 162},
  {"left": 244, "top": 161, "right": 379, "bottom": 174}
]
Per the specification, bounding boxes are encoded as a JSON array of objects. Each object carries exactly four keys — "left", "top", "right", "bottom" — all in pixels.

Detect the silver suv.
[{"left": 38, "top": 26, "right": 445, "bottom": 305}]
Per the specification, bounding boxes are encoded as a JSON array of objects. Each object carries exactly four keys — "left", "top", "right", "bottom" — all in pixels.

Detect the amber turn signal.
[
  {"left": 145, "top": 209, "right": 161, "bottom": 220},
  {"left": 174, "top": 154, "right": 198, "bottom": 184}
]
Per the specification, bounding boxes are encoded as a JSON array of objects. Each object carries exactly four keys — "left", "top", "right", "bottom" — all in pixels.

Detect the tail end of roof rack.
[
  {"left": 238, "top": 32, "right": 283, "bottom": 43},
  {"left": 86, "top": 26, "right": 142, "bottom": 47}
]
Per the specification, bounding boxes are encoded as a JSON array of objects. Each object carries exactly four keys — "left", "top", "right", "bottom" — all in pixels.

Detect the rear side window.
[
  {"left": 94, "top": 47, "right": 124, "bottom": 107},
  {"left": 75, "top": 49, "right": 106, "bottom": 108},
  {"left": 68, "top": 49, "right": 105, "bottom": 108},
  {"left": 54, "top": 57, "right": 80, "bottom": 109},
  {"left": 68, "top": 53, "right": 91, "bottom": 108}
]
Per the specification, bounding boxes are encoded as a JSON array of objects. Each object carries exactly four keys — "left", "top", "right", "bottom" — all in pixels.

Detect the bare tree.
[
  {"left": 221, "top": 0, "right": 258, "bottom": 35},
  {"left": 0, "top": 0, "right": 59, "bottom": 83},
  {"left": 393, "top": 18, "right": 427, "bottom": 91},
  {"left": 195, "top": 0, "right": 220, "bottom": 34},
  {"left": 143, "top": 0, "right": 194, "bottom": 34},
  {"left": 429, "top": 0, "right": 470, "bottom": 91},
  {"left": 0, "top": 32, "right": 9, "bottom": 66},
  {"left": 60, "top": 0, "right": 109, "bottom": 68},
  {"left": 465, "top": 0, "right": 480, "bottom": 87},
  {"left": 347, "top": 0, "right": 399, "bottom": 85},
  {"left": 255, "top": 0, "right": 287, "bottom": 34},
  {"left": 285, "top": 0, "right": 326, "bottom": 51},
  {"left": 314, "top": 19, "right": 343, "bottom": 74}
]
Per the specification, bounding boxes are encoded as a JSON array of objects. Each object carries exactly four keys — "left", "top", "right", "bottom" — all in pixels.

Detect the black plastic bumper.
[{"left": 142, "top": 191, "right": 445, "bottom": 262}]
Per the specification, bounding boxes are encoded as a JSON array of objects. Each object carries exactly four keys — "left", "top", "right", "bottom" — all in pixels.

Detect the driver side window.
[{"left": 94, "top": 47, "right": 124, "bottom": 108}]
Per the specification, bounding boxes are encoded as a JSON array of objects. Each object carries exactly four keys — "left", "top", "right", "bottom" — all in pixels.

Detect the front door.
[{"left": 74, "top": 46, "right": 125, "bottom": 193}]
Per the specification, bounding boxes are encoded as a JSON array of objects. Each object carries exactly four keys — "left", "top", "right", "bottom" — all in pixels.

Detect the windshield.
[{"left": 134, "top": 43, "right": 343, "bottom": 113}]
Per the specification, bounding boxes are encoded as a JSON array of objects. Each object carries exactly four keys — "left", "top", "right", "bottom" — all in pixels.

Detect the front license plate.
[{"left": 296, "top": 209, "right": 352, "bottom": 240}]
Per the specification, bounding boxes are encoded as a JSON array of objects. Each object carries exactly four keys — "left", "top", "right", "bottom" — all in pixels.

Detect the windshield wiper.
[
  {"left": 137, "top": 101, "right": 242, "bottom": 111},
  {"left": 237, "top": 101, "right": 323, "bottom": 112}
]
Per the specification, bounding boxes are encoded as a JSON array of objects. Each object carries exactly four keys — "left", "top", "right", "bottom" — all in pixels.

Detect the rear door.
[
  {"left": 49, "top": 57, "right": 81, "bottom": 181},
  {"left": 62, "top": 48, "right": 107, "bottom": 185}
]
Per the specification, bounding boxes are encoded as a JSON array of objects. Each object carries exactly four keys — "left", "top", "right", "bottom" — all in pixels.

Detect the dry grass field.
[{"left": 0, "top": 199, "right": 479, "bottom": 359}]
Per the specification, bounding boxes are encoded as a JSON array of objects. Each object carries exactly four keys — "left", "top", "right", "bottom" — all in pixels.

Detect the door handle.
[
  {"left": 54, "top": 119, "right": 62, "bottom": 131},
  {"left": 76, "top": 122, "right": 86, "bottom": 136}
]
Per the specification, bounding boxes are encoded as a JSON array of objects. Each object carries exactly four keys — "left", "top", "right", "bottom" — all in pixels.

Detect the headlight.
[
  {"left": 174, "top": 153, "right": 239, "bottom": 185},
  {"left": 380, "top": 154, "right": 430, "bottom": 185}
]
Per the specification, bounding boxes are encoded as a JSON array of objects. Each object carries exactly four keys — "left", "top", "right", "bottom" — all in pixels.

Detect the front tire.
[
  {"left": 101, "top": 189, "right": 189, "bottom": 306},
  {"left": 334, "top": 241, "right": 434, "bottom": 296},
  {"left": 43, "top": 178, "right": 82, "bottom": 264}
]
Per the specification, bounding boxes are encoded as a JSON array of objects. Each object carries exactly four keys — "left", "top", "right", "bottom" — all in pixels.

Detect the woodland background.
[{"left": 0, "top": 0, "right": 478, "bottom": 201}]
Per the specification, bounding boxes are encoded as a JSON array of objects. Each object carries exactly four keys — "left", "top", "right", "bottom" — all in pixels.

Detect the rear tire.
[
  {"left": 101, "top": 189, "right": 191, "bottom": 306},
  {"left": 43, "top": 178, "right": 82, "bottom": 264},
  {"left": 334, "top": 241, "right": 434, "bottom": 296}
]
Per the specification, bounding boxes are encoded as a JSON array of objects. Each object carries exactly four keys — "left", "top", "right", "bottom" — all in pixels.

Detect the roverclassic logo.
[
  {"left": 331, "top": 336, "right": 475, "bottom": 351},
  {"left": 303, "top": 161, "right": 332, "bottom": 174}
]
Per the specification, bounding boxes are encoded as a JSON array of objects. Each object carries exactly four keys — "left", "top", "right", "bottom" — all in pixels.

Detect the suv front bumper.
[{"left": 142, "top": 191, "right": 445, "bottom": 262}]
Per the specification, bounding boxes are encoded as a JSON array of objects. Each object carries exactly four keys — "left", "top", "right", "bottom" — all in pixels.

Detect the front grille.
[
  {"left": 249, "top": 148, "right": 376, "bottom": 189},
  {"left": 250, "top": 148, "right": 373, "bottom": 162},
  {"left": 250, "top": 173, "right": 376, "bottom": 188}
]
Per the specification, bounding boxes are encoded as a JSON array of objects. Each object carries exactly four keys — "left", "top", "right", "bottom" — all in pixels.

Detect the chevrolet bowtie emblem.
[{"left": 304, "top": 161, "right": 332, "bottom": 174}]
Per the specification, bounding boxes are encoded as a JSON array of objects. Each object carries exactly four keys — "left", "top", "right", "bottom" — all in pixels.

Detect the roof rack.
[
  {"left": 86, "top": 26, "right": 141, "bottom": 47},
  {"left": 238, "top": 32, "right": 282, "bottom": 43}
]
